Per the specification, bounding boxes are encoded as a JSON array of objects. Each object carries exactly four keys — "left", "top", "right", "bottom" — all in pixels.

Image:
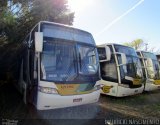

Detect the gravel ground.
[{"left": 0, "top": 83, "right": 160, "bottom": 125}]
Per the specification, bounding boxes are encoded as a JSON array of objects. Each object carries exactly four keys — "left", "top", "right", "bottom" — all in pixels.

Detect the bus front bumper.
[
  {"left": 36, "top": 90, "right": 100, "bottom": 110},
  {"left": 116, "top": 85, "right": 144, "bottom": 97},
  {"left": 144, "top": 82, "right": 160, "bottom": 91}
]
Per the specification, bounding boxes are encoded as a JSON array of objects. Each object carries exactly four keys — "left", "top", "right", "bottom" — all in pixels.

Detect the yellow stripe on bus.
[
  {"left": 56, "top": 84, "right": 94, "bottom": 95},
  {"left": 102, "top": 86, "right": 112, "bottom": 93},
  {"left": 154, "top": 80, "right": 160, "bottom": 85},
  {"left": 133, "top": 79, "right": 142, "bottom": 85}
]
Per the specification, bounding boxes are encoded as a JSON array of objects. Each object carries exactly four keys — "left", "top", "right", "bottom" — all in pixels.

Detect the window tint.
[
  {"left": 97, "top": 47, "right": 107, "bottom": 60},
  {"left": 142, "top": 52, "right": 157, "bottom": 60},
  {"left": 78, "top": 45, "right": 98, "bottom": 75},
  {"left": 142, "top": 52, "right": 160, "bottom": 79},
  {"left": 137, "top": 52, "right": 141, "bottom": 57},
  {"left": 114, "top": 45, "right": 137, "bottom": 56},
  {"left": 42, "top": 24, "right": 95, "bottom": 45},
  {"left": 41, "top": 39, "right": 77, "bottom": 81},
  {"left": 118, "top": 54, "right": 143, "bottom": 78},
  {"left": 147, "top": 59, "right": 160, "bottom": 79},
  {"left": 139, "top": 58, "right": 146, "bottom": 78},
  {"left": 29, "top": 50, "right": 36, "bottom": 84},
  {"left": 107, "top": 45, "right": 113, "bottom": 52}
]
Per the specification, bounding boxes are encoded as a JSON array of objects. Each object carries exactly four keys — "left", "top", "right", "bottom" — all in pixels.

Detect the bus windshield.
[
  {"left": 142, "top": 52, "right": 160, "bottom": 79},
  {"left": 40, "top": 23, "right": 99, "bottom": 82},
  {"left": 41, "top": 39, "right": 99, "bottom": 82},
  {"left": 78, "top": 45, "right": 98, "bottom": 75},
  {"left": 42, "top": 23, "right": 95, "bottom": 44},
  {"left": 41, "top": 39, "right": 77, "bottom": 81},
  {"left": 114, "top": 45, "right": 143, "bottom": 79}
]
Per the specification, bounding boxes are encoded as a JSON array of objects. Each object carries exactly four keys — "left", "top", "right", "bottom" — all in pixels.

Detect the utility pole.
[{"left": 144, "top": 43, "right": 148, "bottom": 51}]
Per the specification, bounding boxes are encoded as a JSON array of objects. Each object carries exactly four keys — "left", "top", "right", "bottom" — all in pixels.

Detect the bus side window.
[
  {"left": 140, "top": 58, "right": 146, "bottom": 78},
  {"left": 100, "top": 54, "right": 118, "bottom": 83},
  {"left": 98, "top": 48, "right": 107, "bottom": 61},
  {"left": 137, "top": 52, "right": 141, "bottom": 57},
  {"left": 29, "top": 26, "right": 38, "bottom": 84},
  {"left": 23, "top": 48, "right": 28, "bottom": 83},
  {"left": 137, "top": 52, "right": 146, "bottom": 78}
]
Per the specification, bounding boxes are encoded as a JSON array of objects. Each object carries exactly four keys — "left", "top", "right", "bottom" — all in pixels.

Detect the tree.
[
  {"left": 124, "top": 39, "right": 160, "bottom": 54},
  {"left": 124, "top": 39, "right": 144, "bottom": 50},
  {"left": 0, "top": 0, "right": 74, "bottom": 83},
  {"left": 0, "top": 0, "right": 74, "bottom": 44}
]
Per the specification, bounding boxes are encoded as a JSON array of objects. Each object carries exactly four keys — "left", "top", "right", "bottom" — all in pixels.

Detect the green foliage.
[
  {"left": 0, "top": 0, "right": 74, "bottom": 83},
  {"left": 30, "top": 0, "right": 74, "bottom": 24},
  {"left": 1, "top": 10, "right": 16, "bottom": 25},
  {"left": 0, "top": 0, "right": 74, "bottom": 44},
  {"left": 124, "top": 39, "right": 144, "bottom": 50},
  {"left": 124, "top": 39, "right": 159, "bottom": 53}
]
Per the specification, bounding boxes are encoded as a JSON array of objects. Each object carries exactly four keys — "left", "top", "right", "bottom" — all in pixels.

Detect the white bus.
[
  {"left": 156, "top": 54, "right": 160, "bottom": 64},
  {"left": 137, "top": 51, "right": 160, "bottom": 91},
  {"left": 97, "top": 44, "right": 144, "bottom": 97},
  {"left": 17, "top": 21, "right": 101, "bottom": 110}
]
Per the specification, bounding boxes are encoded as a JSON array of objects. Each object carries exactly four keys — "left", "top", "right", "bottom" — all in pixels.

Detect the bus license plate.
[
  {"left": 73, "top": 98, "right": 82, "bottom": 102},
  {"left": 135, "top": 90, "right": 138, "bottom": 93}
]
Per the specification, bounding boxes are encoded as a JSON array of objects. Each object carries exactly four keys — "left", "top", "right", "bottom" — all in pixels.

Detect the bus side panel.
[
  {"left": 116, "top": 84, "right": 144, "bottom": 97},
  {"left": 144, "top": 80, "right": 160, "bottom": 91},
  {"left": 100, "top": 80, "right": 118, "bottom": 96}
]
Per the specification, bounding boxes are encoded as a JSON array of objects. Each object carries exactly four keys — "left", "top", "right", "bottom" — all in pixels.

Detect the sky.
[{"left": 68, "top": 0, "right": 160, "bottom": 52}]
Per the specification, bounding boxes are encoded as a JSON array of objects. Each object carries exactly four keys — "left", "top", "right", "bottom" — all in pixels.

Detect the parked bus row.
[
  {"left": 16, "top": 21, "right": 160, "bottom": 110},
  {"left": 98, "top": 45, "right": 160, "bottom": 97},
  {"left": 156, "top": 54, "right": 160, "bottom": 64}
]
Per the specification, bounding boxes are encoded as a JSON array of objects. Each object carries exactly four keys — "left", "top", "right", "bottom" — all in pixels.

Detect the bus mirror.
[
  {"left": 121, "top": 53, "right": 127, "bottom": 65},
  {"left": 35, "top": 32, "right": 43, "bottom": 52},
  {"left": 105, "top": 46, "right": 111, "bottom": 61},
  {"left": 97, "top": 46, "right": 111, "bottom": 62}
]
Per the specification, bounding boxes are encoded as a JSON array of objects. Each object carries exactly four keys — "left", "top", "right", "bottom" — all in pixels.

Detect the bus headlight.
[
  {"left": 87, "top": 65, "right": 97, "bottom": 74},
  {"left": 93, "top": 84, "right": 104, "bottom": 91},
  {"left": 38, "top": 86, "right": 58, "bottom": 94}
]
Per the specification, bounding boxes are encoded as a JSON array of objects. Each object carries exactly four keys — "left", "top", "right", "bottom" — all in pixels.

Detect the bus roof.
[
  {"left": 37, "top": 21, "right": 92, "bottom": 36},
  {"left": 157, "top": 54, "right": 160, "bottom": 57},
  {"left": 97, "top": 43, "right": 134, "bottom": 49},
  {"left": 137, "top": 50, "right": 156, "bottom": 55}
]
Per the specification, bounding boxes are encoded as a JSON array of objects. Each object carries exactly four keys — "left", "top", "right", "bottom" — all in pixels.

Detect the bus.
[
  {"left": 17, "top": 21, "right": 101, "bottom": 110},
  {"left": 137, "top": 51, "right": 160, "bottom": 91},
  {"left": 156, "top": 54, "right": 160, "bottom": 64},
  {"left": 97, "top": 44, "right": 144, "bottom": 97}
]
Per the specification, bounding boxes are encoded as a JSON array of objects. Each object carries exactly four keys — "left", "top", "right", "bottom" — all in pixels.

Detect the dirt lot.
[
  {"left": 99, "top": 91, "right": 160, "bottom": 119},
  {"left": 0, "top": 83, "right": 160, "bottom": 125}
]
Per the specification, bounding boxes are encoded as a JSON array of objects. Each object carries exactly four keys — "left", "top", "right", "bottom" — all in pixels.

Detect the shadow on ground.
[{"left": 1, "top": 83, "right": 160, "bottom": 125}]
